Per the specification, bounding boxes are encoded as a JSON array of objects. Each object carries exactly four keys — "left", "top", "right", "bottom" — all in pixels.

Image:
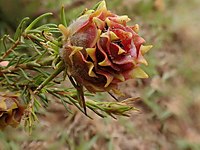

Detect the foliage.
[
  {"left": 0, "top": 1, "right": 142, "bottom": 131},
  {"left": 1, "top": 0, "right": 199, "bottom": 149}
]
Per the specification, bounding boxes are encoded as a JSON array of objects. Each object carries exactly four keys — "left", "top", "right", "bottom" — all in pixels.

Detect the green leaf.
[
  {"left": 14, "top": 17, "right": 30, "bottom": 41},
  {"left": 60, "top": 6, "right": 67, "bottom": 27},
  {"left": 25, "top": 12, "right": 53, "bottom": 32}
]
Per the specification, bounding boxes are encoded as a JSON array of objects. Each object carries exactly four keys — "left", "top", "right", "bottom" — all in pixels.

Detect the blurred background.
[{"left": 0, "top": 0, "right": 200, "bottom": 149}]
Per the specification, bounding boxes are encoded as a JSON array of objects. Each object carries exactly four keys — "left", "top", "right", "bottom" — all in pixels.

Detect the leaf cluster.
[{"left": 0, "top": 10, "right": 137, "bottom": 131}]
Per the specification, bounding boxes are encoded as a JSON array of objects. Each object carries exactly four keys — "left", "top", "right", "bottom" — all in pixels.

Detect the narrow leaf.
[
  {"left": 14, "top": 17, "right": 30, "bottom": 40},
  {"left": 60, "top": 6, "right": 67, "bottom": 27},
  {"left": 25, "top": 13, "right": 53, "bottom": 32}
]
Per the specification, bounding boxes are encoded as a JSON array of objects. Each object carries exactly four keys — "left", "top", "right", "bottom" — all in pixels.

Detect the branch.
[
  {"left": 0, "top": 57, "right": 54, "bottom": 76},
  {"left": 0, "top": 39, "right": 20, "bottom": 61}
]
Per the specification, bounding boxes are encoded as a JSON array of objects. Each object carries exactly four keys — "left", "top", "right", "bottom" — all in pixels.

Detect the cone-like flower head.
[
  {"left": 0, "top": 93, "right": 25, "bottom": 129},
  {"left": 60, "top": 1, "right": 152, "bottom": 92}
]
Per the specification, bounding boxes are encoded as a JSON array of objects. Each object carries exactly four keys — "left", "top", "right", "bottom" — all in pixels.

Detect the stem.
[
  {"left": 0, "top": 64, "right": 26, "bottom": 76},
  {"left": 34, "top": 61, "right": 65, "bottom": 93},
  {"left": 0, "top": 39, "right": 20, "bottom": 61},
  {"left": 0, "top": 58, "right": 54, "bottom": 76}
]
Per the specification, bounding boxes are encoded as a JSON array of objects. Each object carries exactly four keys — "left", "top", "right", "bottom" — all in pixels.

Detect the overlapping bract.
[
  {"left": 60, "top": 1, "right": 152, "bottom": 92},
  {"left": 0, "top": 93, "right": 25, "bottom": 129}
]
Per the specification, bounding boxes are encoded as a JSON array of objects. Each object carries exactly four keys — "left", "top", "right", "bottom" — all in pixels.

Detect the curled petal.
[
  {"left": 97, "top": 37, "right": 120, "bottom": 71},
  {"left": 108, "top": 15, "right": 131, "bottom": 25},
  {"left": 99, "top": 35, "right": 111, "bottom": 56},
  {"left": 86, "top": 48, "right": 97, "bottom": 62},
  {"left": 109, "top": 31, "right": 119, "bottom": 41},
  {"left": 61, "top": 45, "right": 74, "bottom": 72},
  {"left": 96, "top": 70, "right": 114, "bottom": 87},
  {"left": 133, "top": 35, "right": 145, "bottom": 56},
  {"left": 87, "top": 63, "right": 97, "bottom": 77},
  {"left": 112, "top": 55, "right": 133, "bottom": 65},
  {"left": 111, "top": 28, "right": 132, "bottom": 42},
  {"left": 106, "top": 18, "right": 126, "bottom": 30},
  {"left": 79, "top": 51, "right": 97, "bottom": 78},
  {"left": 68, "top": 50, "right": 116, "bottom": 92},
  {"left": 130, "top": 24, "right": 139, "bottom": 33},
  {"left": 118, "top": 47, "right": 126, "bottom": 55},
  {"left": 110, "top": 28, "right": 134, "bottom": 55},
  {"left": 69, "top": 46, "right": 83, "bottom": 63},
  {"left": 71, "top": 49, "right": 97, "bottom": 78},
  {"left": 125, "top": 27, "right": 145, "bottom": 56},
  {"left": 97, "top": 36, "right": 111, "bottom": 66},
  {"left": 93, "top": 17, "right": 105, "bottom": 30},
  {"left": 129, "top": 41, "right": 137, "bottom": 57},
  {"left": 70, "top": 22, "right": 98, "bottom": 48},
  {"left": 68, "top": 15, "right": 89, "bottom": 36},
  {"left": 109, "top": 43, "right": 125, "bottom": 58},
  {"left": 98, "top": 57, "right": 112, "bottom": 66}
]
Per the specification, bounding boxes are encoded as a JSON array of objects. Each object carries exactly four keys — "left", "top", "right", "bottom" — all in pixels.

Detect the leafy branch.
[{"left": 0, "top": 8, "right": 139, "bottom": 131}]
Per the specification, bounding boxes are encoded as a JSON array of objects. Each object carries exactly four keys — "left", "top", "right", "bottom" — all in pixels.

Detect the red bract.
[{"left": 60, "top": 1, "right": 152, "bottom": 92}]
